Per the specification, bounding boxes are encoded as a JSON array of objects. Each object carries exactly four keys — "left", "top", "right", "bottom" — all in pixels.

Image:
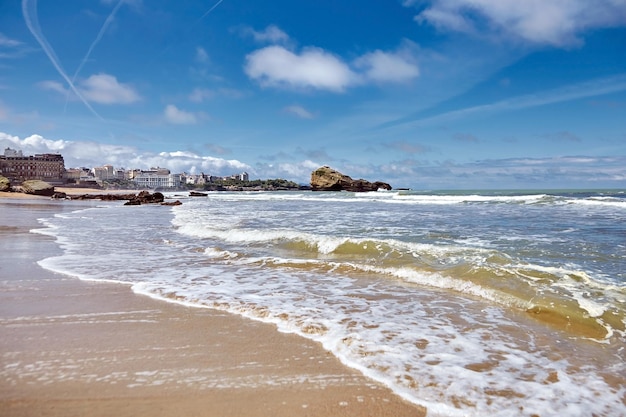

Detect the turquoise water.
[{"left": 34, "top": 190, "right": 626, "bottom": 416}]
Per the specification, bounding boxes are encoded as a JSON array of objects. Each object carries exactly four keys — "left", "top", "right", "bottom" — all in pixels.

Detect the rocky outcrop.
[
  {"left": 70, "top": 193, "right": 138, "bottom": 201},
  {"left": 22, "top": 180, "right": 55, "bottom": 196},
  {"left": 70, "top": 191, "right": 175, "bottom": 206},
  {"left": 310, "top": 166, "right": 392, "bottom": 192},
  {"left": 0, "top": 176, "right": 11, "bottom": 192},
  {"left": 124, "top": 191, "right": 165, "bottom": 205},
  {"left": 161, "top": 200, "right": 183, "bottom": 206}
]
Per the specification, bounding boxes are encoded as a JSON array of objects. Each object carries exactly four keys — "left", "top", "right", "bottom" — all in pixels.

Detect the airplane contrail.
[
  {"left": 22, "top": 0, "right": 104, "bottom": 120},
  {"left": 155, "top": 0, "right": 227, "bottom": 59},
  {"left": 65, "top": 0, "right": 126, "bottom": 111},
  {"left": 198, "top": 0, "right": 225, "bottom": 22}
]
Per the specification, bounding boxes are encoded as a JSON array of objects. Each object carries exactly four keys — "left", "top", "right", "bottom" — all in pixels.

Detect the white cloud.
[
  {"left": 284, "top": 105, "right": 315, "bottom": 119},
  {"left": 244, "top": 37, "right": 420, "bottom": 92},
  {"left": 245, "top": 45, "right": 355, "bottom": 92},
  {"left": 39, "top": 73, "right": 140, "bottom": 105},
  {"left": 38, "top": 80, "right": 67, "bottom": 95},
  {"left": 188, "top": 87, "right": 244, "bottom": 103},
  {"left": 0, "top": 33, "right": 22, "bottom": 48},
  {"left": 80, "top": 73, "right": 140, "bottom": 104},
  {"left": 410, "top": 0, "right": 626, "bottom": 47},
  {"left": 0, "top": 131, "right": 70, "bottom": 153},
  {"left": 189, "top": 88, "right": 214, "bottom": 103},
  {"left": 164, "top": 104, "right": 197, "bottom": 124},
  {"left": 195, "top": 46, "right": 209, "bottom": 63},
  {"left": 0, "top": 131, "right": 250, "bottom": 176},
  {"left": 155, "top": 151, "right": 250, "bottom": 175},
  {"left": 242, "top": 24, "right": 291, "bottom": 44},
  {"left": 354, "top": 48, "right": 419, "bottom": 83}
]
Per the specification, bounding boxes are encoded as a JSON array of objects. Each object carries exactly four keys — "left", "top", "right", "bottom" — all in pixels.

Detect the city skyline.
[{"left": 1, "top": 0, "right": 625, "bottom": 189}]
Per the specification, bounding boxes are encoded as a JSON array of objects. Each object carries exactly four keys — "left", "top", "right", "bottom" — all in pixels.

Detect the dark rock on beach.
[
  {"left": 161, "top": 200, "right": 183, "bottom": 206},
  {"left": 70, "top": 193, "right": 137, "bottom": 201},
  {"left": 310, "top": 166, "right": 392, "bottom": 192},
  {"left": 0, "top": 176, "right": 11, "bottom": 192},
  {"left": 69, "top": 191, "right": 174, "bottom": 206}
]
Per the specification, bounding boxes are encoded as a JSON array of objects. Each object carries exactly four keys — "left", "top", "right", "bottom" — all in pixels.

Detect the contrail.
[
  {"left": 198, "top": 0, "right": 225, "bottom": 22},
  {"left": 373, "top": 73, "right": 626, "bottom": 131},
  {"left": 156, "top": 0, "right": 227, "bottom": 59},
  {"left": 22, "top": 0, "right": 104, "bottom": 120},
  {"left": 65, "top": 0, "right": 125, "bottom": 111}
]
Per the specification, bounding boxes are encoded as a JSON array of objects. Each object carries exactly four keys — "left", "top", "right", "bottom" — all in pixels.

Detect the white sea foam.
[{"left": 31, "top": 192, "right": 626, "bottom": 416}]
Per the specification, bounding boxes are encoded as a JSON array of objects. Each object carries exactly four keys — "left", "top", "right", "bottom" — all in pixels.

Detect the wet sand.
[{"left": 0, "top": 198, "right": 425, "bottom": 417}]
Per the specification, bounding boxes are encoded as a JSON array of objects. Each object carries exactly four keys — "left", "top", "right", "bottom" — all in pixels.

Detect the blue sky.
[{"left": 1, "top": 0, "right": 625, "bottom": 189}]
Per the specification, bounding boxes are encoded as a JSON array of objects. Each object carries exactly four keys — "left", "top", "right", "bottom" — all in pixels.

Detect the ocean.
[{"left": 33, "top": 189, "right": 626, "bottom": 416}]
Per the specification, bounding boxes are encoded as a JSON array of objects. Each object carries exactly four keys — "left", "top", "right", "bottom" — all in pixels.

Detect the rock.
[
  {"left": 161, "top": 200, "right": 183, "bottom": 206},
  {"left": 0, "top": 176, "right": 11, "bottom": 192},
  {"left": 189, "top": 191, "right": 208, "bottom": 197},
  {"left": 310, "top": 166, "right": 392, "bottom": 192},
  {"left": 124, "top": 191, "right": 165, "bottom": 205},
  {"left": 69, "top": 191, "right": 167, "bottom": 206},
  {"left": 52, "top": 192, "right": 67, "bottom": 199},
  {"left": 21, "top": 180, "right": 55, "bottom": 196},
  {"left": 71, "top": 193, "right": 136, "bottom": 201}
]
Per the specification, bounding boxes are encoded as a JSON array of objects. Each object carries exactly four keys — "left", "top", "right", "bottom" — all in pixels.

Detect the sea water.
[{"left": 33, "top": 190, "right": 626, "bottom": 416}]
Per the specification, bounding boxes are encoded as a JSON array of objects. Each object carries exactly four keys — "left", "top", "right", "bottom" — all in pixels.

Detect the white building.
[{"left": 133, "top": 171, "right": 182, "bottom": 189}]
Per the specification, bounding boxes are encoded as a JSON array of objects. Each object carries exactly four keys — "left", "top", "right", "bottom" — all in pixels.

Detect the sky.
[{"left": 1, "top": 0, "right": 625, "bottom": 189}]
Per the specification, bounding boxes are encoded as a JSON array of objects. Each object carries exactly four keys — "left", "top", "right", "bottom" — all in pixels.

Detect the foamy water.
[{"left": 33, "top": 190, "right": 626, "bottom": 416}]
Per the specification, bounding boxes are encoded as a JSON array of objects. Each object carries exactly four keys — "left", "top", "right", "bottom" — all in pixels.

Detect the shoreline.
[{"left": 0, "top": 199, "right": 425, "bottom": 417}]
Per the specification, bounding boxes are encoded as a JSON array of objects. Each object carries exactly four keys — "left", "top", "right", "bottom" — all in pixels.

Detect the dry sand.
[{"left": 0, "top": 198, "right": 426, "bottom": 417}]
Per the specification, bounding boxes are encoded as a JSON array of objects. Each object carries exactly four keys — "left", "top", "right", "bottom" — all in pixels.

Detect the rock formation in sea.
[
  {"left": 70, "top": 191, "right": 177, "bottom": 206},
  {"left": 310, "top": 166, "right": 392, "bottom": 192},
  {"left": 124, "top": 191, "right": 165, "bottom": 205}
]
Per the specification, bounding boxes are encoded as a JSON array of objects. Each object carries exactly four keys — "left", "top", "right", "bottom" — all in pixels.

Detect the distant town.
[{"left": 0, "top": 148, "right": 304, "bottom": 191}]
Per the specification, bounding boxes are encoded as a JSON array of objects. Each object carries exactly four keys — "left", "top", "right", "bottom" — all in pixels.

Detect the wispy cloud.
[
  {"left": 406, "top": 0, "right": 626, "bottom": 47},
  {"left": 195, "top": 46, "right": 210, "bottom": 63},
  {"left": 377, "top": 73, "right": 626, "bottom": 130},
  {"left": 163, "top": 104, "right": 208, "bottom": 125},
  {"left": 0, "top": 33, "right": 22, "bottom": 48},
  {"left": 39, "top": 73, "right": 140, "bottom": 105},
  {"left": 284, "top": 105, "right": 315, "bottom": 119},
  {"left": 389, "top": 140, "right": 431, "bottom": 154},
  {"left": 453, "top": 132, "right": 480, "bottom": 143},
  {"left": 240, "top": 24, "right": 291, "bottom": 45},
  {"left": 189, "top": 87, "right": 244, "bottom": 103},
  {"left": 544, "top": 131, "right": 582, "bottom": 143}
]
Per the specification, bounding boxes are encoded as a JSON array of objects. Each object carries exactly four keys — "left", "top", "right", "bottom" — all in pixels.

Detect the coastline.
[
  {"left": 0, "top": 187, "right": 136, "bottom": 200},
  {"left": 0, "top": 198, "right": 425, "bottom": 417}
]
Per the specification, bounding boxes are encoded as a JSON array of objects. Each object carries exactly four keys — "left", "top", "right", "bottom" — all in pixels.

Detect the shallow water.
[{"left": 33, "top": 190, "right": 626, "bottom": 416}]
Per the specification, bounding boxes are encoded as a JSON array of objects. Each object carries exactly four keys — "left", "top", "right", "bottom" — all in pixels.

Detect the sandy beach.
[{"left": 0, "top": 197, "right": 425, "bottom": 417}]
